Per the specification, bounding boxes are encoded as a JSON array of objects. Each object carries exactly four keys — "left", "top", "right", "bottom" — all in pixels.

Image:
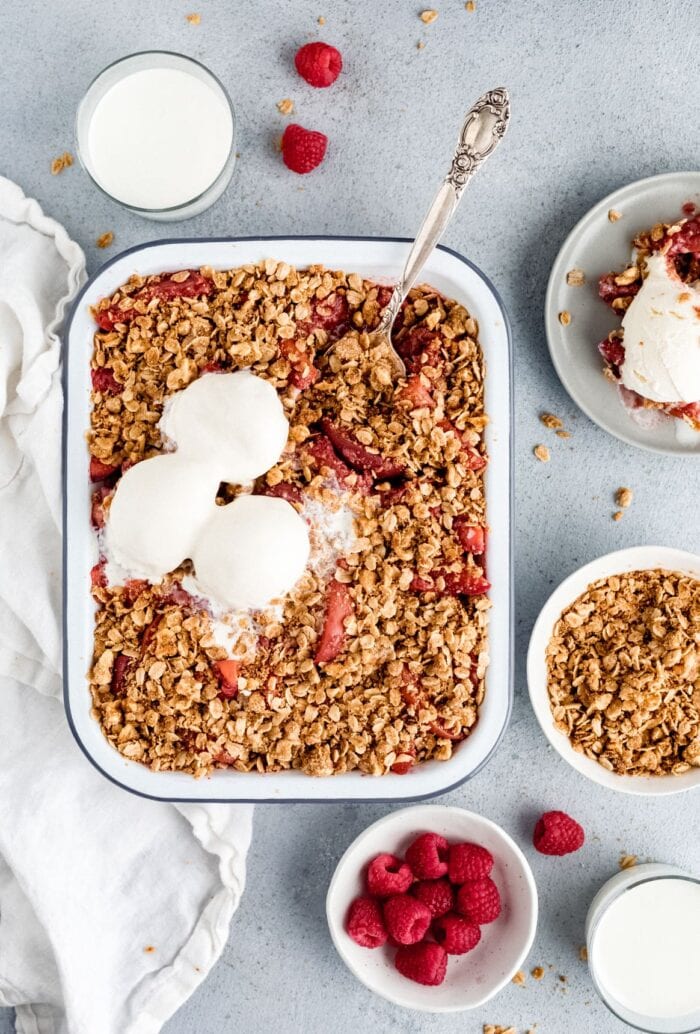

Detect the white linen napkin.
[{"left": 0, "top": 177, "right": 253, "bottom": 1034}]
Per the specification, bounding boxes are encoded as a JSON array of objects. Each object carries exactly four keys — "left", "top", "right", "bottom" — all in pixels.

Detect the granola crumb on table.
[
  {"left": 546, "top": 569, "right": 700, "bottom": 777},
  {"left": 87, "top": 261, "right": 490, "bottom": 777}
]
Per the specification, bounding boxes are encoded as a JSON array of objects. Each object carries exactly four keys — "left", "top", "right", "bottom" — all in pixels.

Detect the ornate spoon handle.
[{"left": 377, "top": 87, "right": 510, "bottom": 338}]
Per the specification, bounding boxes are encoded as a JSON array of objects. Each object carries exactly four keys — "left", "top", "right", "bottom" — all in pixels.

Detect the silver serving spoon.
[{"left": 362, "top": 87, "right": 510, "bottom": 376}]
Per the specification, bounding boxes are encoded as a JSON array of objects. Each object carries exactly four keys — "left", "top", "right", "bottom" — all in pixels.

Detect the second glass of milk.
[
  {"left": 76, "top": 51, "right": 236, "bottom": 220},
  {"left": 586, "top": 863, "right": 700, "bottom": 1033}
]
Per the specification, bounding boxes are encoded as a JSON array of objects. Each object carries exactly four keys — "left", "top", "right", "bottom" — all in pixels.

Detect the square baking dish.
[{"left": 63, "top": 237, "right": 512, "bottom": 802}]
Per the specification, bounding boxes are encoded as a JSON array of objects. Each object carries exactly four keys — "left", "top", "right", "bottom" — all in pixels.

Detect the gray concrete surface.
[{"left": 1, "top": 0, "right": 699, "bottom": 1031}]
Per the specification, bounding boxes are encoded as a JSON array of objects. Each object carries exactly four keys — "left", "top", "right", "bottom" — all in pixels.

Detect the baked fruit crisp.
[
  {"left": 87, "top": 262, "right": 490, "bottom": 777},
  {"left": 597, "top": 213, "right": 700, "bottom": 431}
]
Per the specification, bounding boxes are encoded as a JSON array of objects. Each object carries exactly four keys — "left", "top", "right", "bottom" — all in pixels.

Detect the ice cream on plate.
[{"left": 620, "top": 252, "right": 700, "bottom": 404}]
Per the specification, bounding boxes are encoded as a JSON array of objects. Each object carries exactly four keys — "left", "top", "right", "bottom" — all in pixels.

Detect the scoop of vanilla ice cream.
[
  {"left": 159, "top": 371, "right": 289, "bottom": 483},
  {"left": 105, "top": 453, "right": 220, "bottom": 582},
  {"left": 621, "top": 253, "right": 700, "bottom": 404},
  {"left": 192, "top": 495, "right": 310, "bottom": 610}
]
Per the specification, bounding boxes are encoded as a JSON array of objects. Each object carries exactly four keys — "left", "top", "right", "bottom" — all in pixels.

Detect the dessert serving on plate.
[
  {"left": 86, "top": 261, "right": 491, "bottom": 779},
  {"left": 596, "top": 212, "right": 700, "bottom": 433}
]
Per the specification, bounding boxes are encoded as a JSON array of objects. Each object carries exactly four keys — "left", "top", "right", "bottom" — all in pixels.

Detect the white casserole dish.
[{"left": 63, "top": 237, "right": 512, "bottom": 801}]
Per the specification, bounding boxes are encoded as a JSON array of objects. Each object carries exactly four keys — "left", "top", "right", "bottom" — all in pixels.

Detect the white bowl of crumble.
[
  {"left": 546, "top": 171, "right": 700, "bottom": 456},
  {"left": 527, "top": 546, "right": 700, "bottom": 796},
  {"left": 63, "top": 237, "right": 512, "bottom": 802},
  {"left": 326, "top": 805, "right": 538, "bottom": 1012}
]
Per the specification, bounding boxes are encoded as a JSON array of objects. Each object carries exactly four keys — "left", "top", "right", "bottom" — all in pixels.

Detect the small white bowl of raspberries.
[{"left": 326, "top": 805, "right": 538, "bottom": 1012}]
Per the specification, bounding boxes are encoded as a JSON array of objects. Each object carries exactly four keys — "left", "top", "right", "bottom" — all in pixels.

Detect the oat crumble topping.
[
  {"left": 185, "top": 12, "right": 201, "bottom": 24},
  {"left": 566, "top": 268, "right": 586, "bottom": 286},
  {"left": 420, "top": 9, "right": 439, "bottom": 23},
  {"left": 277, "top": 99, "right": 295, "bottom": 115},
  {"left": 533, "top": 444, "right": 550, "bottom": 463},
  {"left": 558, "top": 309, "right": 571, "bottom": 326},
  {"left": 87, "top": 262, "right": 490, "bottom": 777},
  {"left": 540, "top": 412, "right": 563, "bottom": 430},
  {"left": 96, "top": 232, "right": 114, "bottom": 249},
  {"left": 615, "top": 486, "right": 633, "bottom": 509},
  {"left": 531, "top": 966, "right": 545, "bottom": 980},
  {"left": 608, "top": 208, "right": 622, "bottom": 222},
  {"left": 579, "top": 945, "right": 588, "bottom": 961},
  {"left": 512, "top": 969, "right": 526, "bottom": 986},
  {"left": 619, "top": 853, "right": 638, "bottom": 869},
  {"left": 546, "top": 569, "right": 700, "bottom": 776},
  {"left": 50, "top": 151, "right": 73, "bottom": 175}
]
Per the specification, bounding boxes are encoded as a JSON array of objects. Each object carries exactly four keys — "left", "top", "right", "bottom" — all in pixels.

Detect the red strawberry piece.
[
  {"left": 433, "top": 913, "right": 482, "bottom": 954},
  {"left": 256, "top": 481, "right": 303, "bottom": 506},
  {"left": 214, "top": 750, "right": 238, "bottom": 766},
  {"left": 201, "top": 361, "right": 227, "bottom": 374},
  {"left": 90, "top": 560, "right": 107, "bottom": 589},
  {"left": 123, "top": 579, "right": 148, "bottom": 603},
  {"left": 281, "top": 124, "right": 328, "bottom": 175},
  {"left": 667, "top": 214, "right": 700, "bottom": 256},
  {"left": 448, "top": 842, "right": 494, "bottom": 884},
  {"left": 216, "top": 659, "right": 241, "bottom": 699},
  {"left": 405, "top": 832, "right": 449, "bottom": 880},
  {"left": 598, "top": 271, "right": 641, "bottom": 308},
  {"left": 437, "top": 419, "right": 487, "bottom": 470},
  {"left": 390, "top": 757, "right": 415, "bottom": 775},
  {"left": 394, "top": 942, "right": 447, "bottom": 986},
  {"left": 346, "top": 896, "right": 387, "bottom": 948},
  {"left": 456, "top": 877, "right": 501, "bottom": 924},
  {"left": 89, "top": 457, "right": 119, "bottom": 483},
  {"left": 533, "top": 810, "right": 585, "bottom": 856},
  {"left": 111, "top": 653, "right": 131, "bottom": 695},
  {"left": 294, "top": 41, "right": 343, "bottom": 88},
  {"left": 399, "top": 666, "right": 424, "bottom": 710},
  {"left": 383, "top": 894, "right": 432, "bottom": 945},
  {"left": 314, "top": 578, "right": 353, "bottom": 664},
  {"left": 366, "top": 853, "right": 414, "bottom": 897},
  {"left": 668, "top": 401, "right": 700, "bottom": 428},
  {"left": 396, "top": 325, "right": 440, "bottom": 366},
  {"left": 279, "top": 339, "right": 320, "bottom": 390},
  {"left": 90, "top": 367, "right": 121, "bottom": 395},
  {"left": 297, "top": 294, "right": 350, "bottom": 340},
  {"left": 305, "top": 434, "right": 372, "bottom": 492},
  {"left": 320, "top": 418, "right": 406, "bottom": 478},
  {"left": 409, "top": 567, "right": 490, "bottom": 597},
  {"left": 429, "top": 721, "right": 465, "bottom": 742},
  {"left": 454, "top": 518, "right": 486, "bottom": 555},
  {"left": 90, "top": 485, "right": 111, "bottom": 530},
  {"left": 411, "top": 878, "right": 454, "bottom": 918},
  {"left": 95, "top": 272, "right": 213, "bottom": 330},
  {"left": 598, "top": 335, "right": 626, "bottom": 375},
  {"left": 397, "top": 375, "right": 436, "bottom": 411}
]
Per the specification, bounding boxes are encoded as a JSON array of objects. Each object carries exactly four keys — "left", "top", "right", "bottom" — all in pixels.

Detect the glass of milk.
[
  {"left": 586, "top": 863, "right": 700, "bottom": 1033},
  {"left": 76, "top": 51, "right": 236, "bottom": 220}
]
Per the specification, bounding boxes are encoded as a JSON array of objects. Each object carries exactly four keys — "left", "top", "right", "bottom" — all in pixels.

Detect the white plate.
[
  {"left": 326, "top": 805, "right": 538, "bottom": 1013},
  {"left": 63, "top": 237, "right": 512, "bottom": 802},
  {"left": 527, "top": 545, "right": 700, "bottom": 796},
  {"left": 545, "top": 171, "right": 700, "bottom": 456}
]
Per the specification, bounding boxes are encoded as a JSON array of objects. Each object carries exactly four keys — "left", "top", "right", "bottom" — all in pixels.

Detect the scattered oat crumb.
[
  {"left": 420, "top": 9, "right": 439, "bottom": 23},
  {"left": 143, "top": 945, "right": 155, "bottom": 953},
  {"left": 619, "top": 853, "right": 638, "bottom": 870},
  {"left": 185, "top": 12, "right": 201, "bottom": 24},
  {"left": 96, "top": 232, "right": 114, "bottom": 249},
  {"left": 558, "top": 309, "right": 572, "bottom": 326},
  {"left": 417, "top": 40, "right": 426, "bottom": 48},
  {"left": 566, "top": 267, "right": 586, "bottom": 286},
  {"left": 318, "top": 15, "right": 325, "bottom": 24},
  {"left": 277, "top": 98, "right": 295, "bottom": 116},
  {"left": 534, "top": 444, "right": 550, "bottom": 463},
  {"left": 559, "top": 974, "right": 567, "bottom": 983},
  {"left": 512, "top": 969, "right": 526, "bottom": 986},
  {"left": 50, "top": 152, "right": 73, "bottom": 175},
  {"left": 465, "top": 0, "right": 476, "bottom": 9},
  {"left": 531, "top": 966, "right": 545, "bottom": 980},
  {"left": 616, "top": 486, "right": 633, "bottom": 509},
  {"left": 556, "top": 429, "right": 571, "bottom": 439},
  {"left": 579, "top": 945, "right": 588, "bottom": 962},
  {"left": 483, "top": 1027, "right": 516, "bottom": 1034},
  {"left": 526, "top": 1029, "right": 538, "bottom": 1034},
  {"left": 612, "top": 510, "right": 623, "bottom": 521},
  {"left": 608, "top": 208, "right": 622, "bottom": 222},
  {"left": 540, "top": 411, "right": 563, "bottom": 430}
]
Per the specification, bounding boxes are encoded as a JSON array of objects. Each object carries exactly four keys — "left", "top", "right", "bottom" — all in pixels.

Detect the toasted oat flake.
[
  {"left": 96, "top": 232, "right": 114, "bottom": 249},
  {"left": 185, "top": 12, "right": 201, "bottom": 24},
  {"left": 417, "top": 40, "right": 426, "bottom": 48},
  {"left": 512, "top": 969, "right": 526, "bottom": 986},
  {"left": 534, "top": 444, "right": 550, "bottom": 463},
  {"left": 484, "top": 1027, "right": 516, "bottom": 1034},
  {"left": 420, "top": 9, "right": 439, "bottom": 23},
  {"left": 612, "top": 510, "right": 623, "bottom": 521},
  {"left": 143, "top": 945, "right": 155, "bottom": 953},
  {"left": 465, "top": 0, "right": 476, "bottom": 9},
  {"left": 531, "top": 966, "right": 545, "bottom": 980},
  {"left": 558, "top": 310, "right": 571, "bottom": 326},
  {"left": 277, "top": 98, "right": 295, "bottom": 116},
  {"left": 566, "top": 267, "right": 586, "bottom": 286},
  {"left": 616, "top": 486, "right": 633, "bottom": 508},
  {"left": 318, "top": 15, "right": 325, "bottom": 24},
  {"left": 579, "top": 945, "right": 588, "bottom": 961},
  {"left": 546, "top": 568, "right": 700, "bottom": 777},
  {"left": 556, "top": 429, "right": 570, "bottom": 439},
  {"left": 619, "top": 853, "right": 638, "bottom": 870},
  {"left": 608, "top": 208, "right": 622, "bottom": 222},
  {"left": 50, "top": 152, "right": 73, "bottom": 175},
  {"left": 540, "top": 412, "right": 563, "bottom": 430}
]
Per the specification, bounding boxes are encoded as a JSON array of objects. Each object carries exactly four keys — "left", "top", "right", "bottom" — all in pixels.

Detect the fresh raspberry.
[
  {"left": 405, "top": 832, "right": 449, "bottom": 879},
  {"left": 346, "top": 896, "right": 387, "bottom": 948},
  {"left": 432, "top": 913, "right": 481, "bottom": 955},
  {"left": 394, "top": 942, "right": 447, "bottom": 986},
  {"left": 366, "top": 853, "right": 414, "bottom": 897},
  {"left": 281, "top": 124, "right": 328, "bottom": 175},
  {"left": 383, "top": 894, "right": 432, "bottom": 945},
  {"left": 533, "top": 811, "right": 585, "bottom": 856},
  {"left": 447, "top": 842, "right": 494, "bottom": 884},
  {"left": 456, "top": 877, "right": 501, "bottom": 924},
  {"left": 294, "top": 41, "right": 343, "bottom": 88},
  {"left": 411, "top": 878, "right": 454, "bottom": 918}
]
